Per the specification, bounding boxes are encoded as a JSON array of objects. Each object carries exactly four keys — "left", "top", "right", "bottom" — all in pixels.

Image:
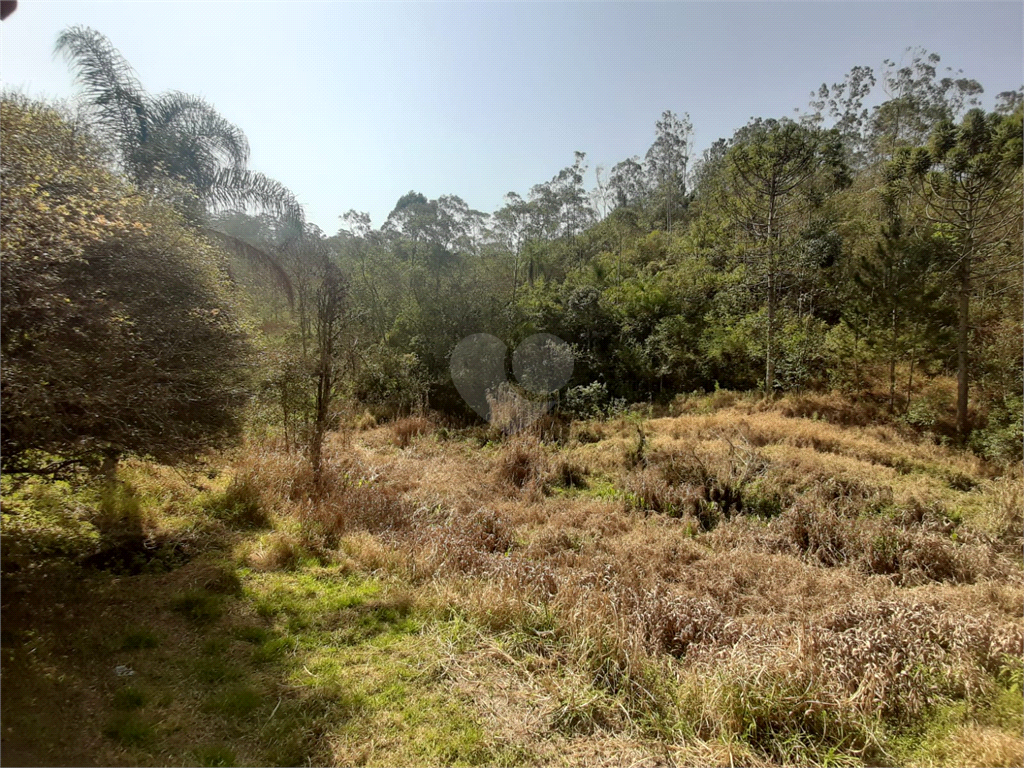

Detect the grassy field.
[{"left": 2, "top": 391, "right": 1022, "bottom": 767}]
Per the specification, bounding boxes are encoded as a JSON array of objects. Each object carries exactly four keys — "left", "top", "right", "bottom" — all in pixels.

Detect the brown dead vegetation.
[{"left": 7, "top": 401, "right": 1018, "bottom": 767}]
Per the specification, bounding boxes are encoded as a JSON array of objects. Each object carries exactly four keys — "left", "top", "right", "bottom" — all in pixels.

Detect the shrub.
[
  {"left": 971, "top": 395, "right": 1024, "bottom": 464},
  {"left": 547, "top": 457, "right": 589, "bottom": 490},
  {"left": 391, "top": 415, "right": 432, "bottom": 448},
  {"left": 205, "top": 476, "right": 268, "bottom": 528},
  {"left": 496, "top": 437, "right": 547, "bottom": 490},
  {"left": 1, "top": 97, "right": 252, "bottom": 475},
  {"left": 562, "top": 381, "right": 611, "bottom": 420}
]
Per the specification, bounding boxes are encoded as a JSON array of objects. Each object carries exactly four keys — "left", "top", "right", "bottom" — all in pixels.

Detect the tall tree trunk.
[
  {"left": 956, "top": 250, "right": 971, "bottom": 437},
  {"left": 311, "top": 360, "right": 331, "bottom": 486},
  {"left": 889, "top": 356, "right": 897, "bottom": 413},
  {"left": 906, "top": 351, "right": 915, "bottom": 413},
  {"left": 765, "top": 270, "right": 776, "bottom": 395}
]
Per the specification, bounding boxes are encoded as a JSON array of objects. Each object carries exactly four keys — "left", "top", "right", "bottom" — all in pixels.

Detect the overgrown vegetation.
[
  {"left": 3, "top": 408, "right": 1022, "bottom": 766},
  {"left": 1, "top": 25, "right": 1021, "bottom": 768}
]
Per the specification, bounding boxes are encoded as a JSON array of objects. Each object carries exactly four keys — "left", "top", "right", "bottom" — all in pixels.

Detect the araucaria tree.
[
  {"left": 890, "top": 107, "right": 1023, "bottom": 435},
  {"left": 717, "top": 119, "right": 850, "bottom": 393}
]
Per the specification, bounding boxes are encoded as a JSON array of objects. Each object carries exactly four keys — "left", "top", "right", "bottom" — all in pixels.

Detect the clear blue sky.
[{"left": 3, "top": 1, "right": 1022, "bottom": 232}]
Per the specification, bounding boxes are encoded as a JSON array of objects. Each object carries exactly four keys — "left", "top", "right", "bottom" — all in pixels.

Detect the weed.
[
  {"left": 206, "top": 685, "right": 263, "bottom": 718},
  {"left": 194, "top": 655, "right": 242, "bottom": 685},
  {"left": 170, "top": 589, "right": 224, "bottom": 624},
  {"left": 120, "top": 627, "right": 159, "bottom": 650},
  {"left": 392, "top": 416, "right": 432, "bottom": 448},
  {"left": 252, "top": 636, "right": 291, "bottom": 664},
  {"left": 193, "top": 744, "right": 238, "bottom": 767},
  {"left": 112, "top": 685, "right": 147, "bottom": 711},
  {"left": 102, "top": 713, "right": 154, "bottom": 745},
  {"left": 232, "top": 624, "right": 273, "bottom": 644}
]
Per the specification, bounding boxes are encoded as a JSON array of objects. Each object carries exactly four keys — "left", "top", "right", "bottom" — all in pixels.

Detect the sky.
[{"left": 2, "top": 1, "right": 1022, "bottom": 233}]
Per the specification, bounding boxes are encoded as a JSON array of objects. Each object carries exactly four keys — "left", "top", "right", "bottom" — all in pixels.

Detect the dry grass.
[
  {"left": 391, "top": 415, "right": 433, "bottom": 447},
  {"left": 4, "top": 398, "right": 1021, "bottom": 767}
]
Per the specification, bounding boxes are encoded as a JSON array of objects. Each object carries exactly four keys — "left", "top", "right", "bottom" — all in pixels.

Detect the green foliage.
[
  {"left": 1, "top": 96, "right": 253, "bottom": 473},
  {"left": 204, "top": 478, "right": 268, "bottom": 528},
  {"left": 970, "top": 395, "right": 1024, "bottom": 464}
]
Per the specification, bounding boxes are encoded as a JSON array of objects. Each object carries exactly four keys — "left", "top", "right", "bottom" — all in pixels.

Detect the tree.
[
  {"left": 870, "top": 47, "right": 983, "bottom": 162},
  {"left": 717, "top": 118, "right": 850, "bottom": 393},
  {"left": 309, "top": 262, "right": 349, "bottom": 482},
  {"left": 643, "top": 110, "right": 693, "bottom": 231},
  {"left": 806, "top": 64, "right": 876, "bottom": 167},
  {"left": 1, "top": 96, "right": 252, "bottom": 474},
  {"left": 890, "top": 107, "right": 1023, "bottom": 435},
  {"left": 493, "top": 192, "right": 535, "bottom": 305},
  {"left": 608, "top": 157, "right": 648, "bottom": 210},
  {"left": 55, "top": 25, "right": 304, "bottom": 305},
  {"left": 848, "top": 220, "right": 950, "bottom": 411},
  {"left": 56, "top": 26, "right": 302, "bottom": 223}
]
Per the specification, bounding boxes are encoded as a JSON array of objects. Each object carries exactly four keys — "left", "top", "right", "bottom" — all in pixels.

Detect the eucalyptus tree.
[
  {"left": 493, "top": 192, "right": 535, "bottom": 304},
  {"left": 889, "top": 107, "right": 1023, "bottom": 435},
  {"left": 806, "top": 65, "right": 876, "bottom": 168},
  {"left": 608, "top": 157, "right": 648, "bottom": 210},
  {"left": 870, "top": 47, "right": 983, "bottom": 162},
  {"left": 643, "top": 110, "right": 693, "bottom": 232}
]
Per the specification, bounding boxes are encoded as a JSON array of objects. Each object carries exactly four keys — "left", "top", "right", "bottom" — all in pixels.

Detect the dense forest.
[
  {"left": 3, "top": 31, "right": 1022, "bottom": 477},
  {"left": 2, "top": 25, "right": 1023, "bottom": 768}
]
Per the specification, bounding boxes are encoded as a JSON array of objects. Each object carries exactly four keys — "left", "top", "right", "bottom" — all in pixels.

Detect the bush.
[
  {"left": 548, "top": 457, "right": 589, "bottom": 490},
  {"left": 496, "top": 437, "right": 547, "bottom": 490},
  {"left": 391, "top": 416, "right": 432, "bottom": 448},
  {"left": 971, "top": 395, "right": 1023, "bottom": 464},
  {"left": 1, "top": 97, "right": 252, "bottom": 474},
  {"left": 205, "top": 476, "right": 269, "bottom": 528}
]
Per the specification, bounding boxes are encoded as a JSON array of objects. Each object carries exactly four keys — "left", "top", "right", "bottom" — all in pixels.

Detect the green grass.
[
  {"left": 205, "top": 685, "right": 264, "bottom": 718},
  {"left": 112, "top": 685, "right": 148, "bottom": 711},
  {"left": 102, "top": 713, "right": 154, "bottom": 745},
  {"left": 194, "top": 655, "right": 243, "bottom": 685},
  {"left": 170, "top": 589, "right": 224, "bottom": 624},
  {"left": 193, "top": 744, "right": 238, "bottom": 767},
  {"left": 120, "top": 627, "right": 160, "bottom": 650}
]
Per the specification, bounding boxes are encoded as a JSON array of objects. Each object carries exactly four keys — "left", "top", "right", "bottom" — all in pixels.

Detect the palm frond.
[
  {"left": 150, "top": 92, "right": 250, "bottom": 168},
  {"left": 206, "top": 167, "right": 305, "bottom": 225},
  {"left": 203, "top": 227, "right": 295, "bottom": 307},
  {"left": 53, "top": 26, "right": 147, "bottom": 167}
]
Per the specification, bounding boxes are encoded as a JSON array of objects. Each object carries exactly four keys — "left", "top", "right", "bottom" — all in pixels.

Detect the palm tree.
[{"left": 55, "top": 26, "right": 302, "bottom": 299}]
